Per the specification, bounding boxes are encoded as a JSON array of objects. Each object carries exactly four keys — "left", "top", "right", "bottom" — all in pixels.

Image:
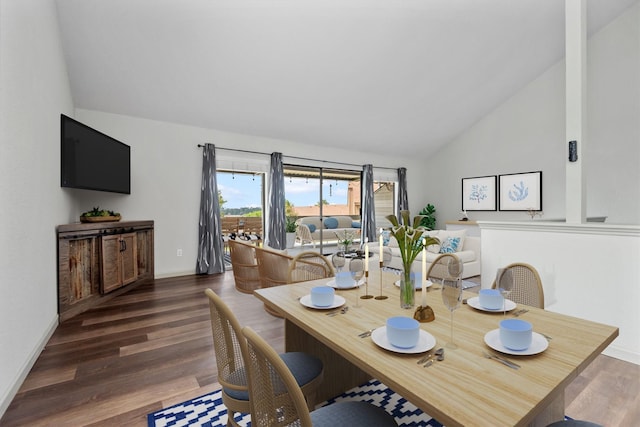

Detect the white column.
[{"left": 565, "top": 0, "right": 587, "bottom": 223}]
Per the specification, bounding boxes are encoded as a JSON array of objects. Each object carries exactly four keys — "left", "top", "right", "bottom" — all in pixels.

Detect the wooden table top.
[{"left": 254, "top": 272, "right": 618, "bottom": 427}]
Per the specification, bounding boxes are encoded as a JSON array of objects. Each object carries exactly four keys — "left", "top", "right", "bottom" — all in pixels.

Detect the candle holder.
[
  {"left": 413, "top": 304, "right": 435, "bottom": 322},
  {"left": 361, "top": 270, "right": 373, "bottom": 299},
  {"left": 375, "top": 261, "right": 388, "bottom": 300}
]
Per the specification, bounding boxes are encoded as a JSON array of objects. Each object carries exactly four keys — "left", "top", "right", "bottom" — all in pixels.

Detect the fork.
[
  {"left": 325, "top": 307, "right": 342, "bottom": 316},
  {"left": 483, "top": 351, "right": 520, "bottom": 369},
  {"left": 327, "top": 306, "right": 349, "bottom": 317},
  {"left": 513, "top": 309, "right": 529, "bottom": 317},
  {"left": 358, "top": 329, "right": 374, "bottom": 338}
]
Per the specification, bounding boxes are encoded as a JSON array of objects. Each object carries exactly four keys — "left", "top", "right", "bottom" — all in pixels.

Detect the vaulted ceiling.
[{"left": 55, "top": 0, "right": 638, "bottom": 158}]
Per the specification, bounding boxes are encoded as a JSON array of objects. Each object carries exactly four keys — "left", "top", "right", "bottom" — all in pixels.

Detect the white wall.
[
  {"left": 72, "top": 109, "right": 425, "bottom": 277},
  {"left": 420, "top": 3, "right": 640, "bottom": 227},
  {"left": 0, "top": 0, "right": 75, "bottom": 416}
]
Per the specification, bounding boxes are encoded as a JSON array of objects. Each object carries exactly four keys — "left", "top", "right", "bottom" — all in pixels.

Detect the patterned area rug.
[
  {"left": 223, "top": 253, "right": 232, "bottom": 271},
  {"left": 147, "top": 379, "right": 442, "bottom": 427}
]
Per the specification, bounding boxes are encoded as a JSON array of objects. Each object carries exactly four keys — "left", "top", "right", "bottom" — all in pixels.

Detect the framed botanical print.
[
  {"left": 461, "top": 175, "right": 497, "bottom": 211},
  {"left": 499, "top": 171, "right": 542, "bottom": 211}
]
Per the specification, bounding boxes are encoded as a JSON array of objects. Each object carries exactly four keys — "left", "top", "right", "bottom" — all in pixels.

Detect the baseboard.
[
  {"left": 0, "top": 315, "right": 58, "bottom": 419},
  {"left": 154, "top": 270, "right": 198, "bottom": 279},
  {"left": 603, "top": 345, "right": 640, "bottom": 365}
]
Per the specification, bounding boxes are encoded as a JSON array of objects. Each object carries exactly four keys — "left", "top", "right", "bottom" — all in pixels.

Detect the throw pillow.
[
  {"left": 307, "top": 224, "right": 317, "bottom": 233},
  {"left": 351, "top": 221, "right": 361, "bottom": 228},
  {"left": 436, "top": 229, "right": 466, "bottom": 252},
  {"left": 439, "top": 237, "right": 461, "bottom": 254},
  {"left": 381, "top": 230, "right": 391, "bottom": 246},
  {"left": 323, "top": 217, "right": 339, "bottom": 229}
]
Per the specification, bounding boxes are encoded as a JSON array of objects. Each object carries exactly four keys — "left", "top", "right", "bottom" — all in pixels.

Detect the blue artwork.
[
  {"left": 469, "top": 184, "right": 489, "bottom": 204},
  {"left": 508, "top": 180, "right": 529, "bottom": 202}
]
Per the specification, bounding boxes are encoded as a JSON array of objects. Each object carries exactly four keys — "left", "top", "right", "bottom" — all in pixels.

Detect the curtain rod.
[{"left": 197, "top": 144, "right": 398, "bottom": 171}]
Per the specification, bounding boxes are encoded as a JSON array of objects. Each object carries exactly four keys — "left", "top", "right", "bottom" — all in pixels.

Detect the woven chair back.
[
  {"left": 295, "top": 223, "right": 316, "bottom": 247},
  {"left": 427, "top": 253, "right": 463, "bottom": 284},
  {"left": 204, "top": 289, "right": 250, "bottom": 426},
  {"left": 229, "top": 240, "right": 261, "bottom": 293},
  {"left": 288, "top": 251, "right": 334, "bottom": 283},
  {"left": 255, "top": 247, "right": 294, "bottom": 288},
  {"left": 491, "top": 262, "right": 544, "bottom": 308},
  {"left": 242, "top": 326, "right": 313, "bottom": 427}
]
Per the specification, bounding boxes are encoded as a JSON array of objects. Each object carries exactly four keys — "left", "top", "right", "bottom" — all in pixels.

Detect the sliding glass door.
[{"left": 284, "top": 165, "right": 361, "bottom": 253}]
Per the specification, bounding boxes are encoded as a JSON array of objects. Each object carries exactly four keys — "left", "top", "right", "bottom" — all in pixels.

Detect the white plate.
[
  {"left": 467, "top": 296, "right": 517, "bottom": 312},
  {"left": 326, "top": 278, "right": 364, "bottom": 290},
  {"left": 484, "top": 329, "right": 549, "bottom": 356},
  {"left": 370, "top": 327, "right": 436, "bottom": 354},
  {"left": 299, "top": 294, "right": 346, "bottom": 310},
  {"left": 394, "top": 279, "right": 433, "bottom": 290}
]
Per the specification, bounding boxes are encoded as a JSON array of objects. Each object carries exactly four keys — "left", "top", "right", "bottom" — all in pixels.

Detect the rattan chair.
[
  {"left": 254, "top": 247, "right": 296, "bottom": 316},
  {"left": 287, "top": 251, "right": 334, "bottom": 283},
  {"left": 255, "top": 247, "right": 293, "bottom": 288},
  {"left": 426, "top": 253, "right": 464, "bottom": 284},
  {"left": 205, "top": 289, "right": 324, "bottom": 427},
  {"left": 491, "top": 262, "right": 544, "bottom": 308},
  {"left": 242, "top": 326, "right": 398, "bottom": 427},
  {"left": 228, "top": 240, "right": 261, "bottom": 294},
  {"left": 295, "top": 223, "right": 316, "bottom": 247}
]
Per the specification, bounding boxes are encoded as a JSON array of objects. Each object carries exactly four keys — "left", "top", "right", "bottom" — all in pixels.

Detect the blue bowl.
[
  {"left": 386, "top": 316, "right": 420, "bottom": 348},
  {"left": 499, "top": 319, "right": 533, "bottom": 350},
  {"left": 479, "top": 289, "right": 504, "bottom": 310},
  {"left": 310, "top": 286, "right": 335, "bottom": 307},
  {"left": 335, "top": 271, "right": 355, "bottom": 288}
]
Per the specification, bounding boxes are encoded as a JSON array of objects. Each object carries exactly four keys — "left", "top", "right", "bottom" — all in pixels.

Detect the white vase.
[{"left": 286, "top": 232, "right": 296, "bottom": 248}]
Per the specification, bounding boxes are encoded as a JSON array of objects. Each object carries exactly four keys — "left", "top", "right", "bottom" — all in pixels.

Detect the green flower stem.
[
  {"left": 385, "top": 210, "right": 440, "bottom": 309},
  {"left": 400, "top": 268, "right": 415, "bottom": 308}
]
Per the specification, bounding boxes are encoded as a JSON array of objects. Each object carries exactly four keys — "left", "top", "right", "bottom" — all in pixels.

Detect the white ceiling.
[{"left": 55, "top": 0, "right": 638, "bottom": 158}]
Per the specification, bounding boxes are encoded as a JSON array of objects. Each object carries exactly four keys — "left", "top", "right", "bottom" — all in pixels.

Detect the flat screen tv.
[{"left": 61, "top": 114, "right": 131, "bottom": 194}]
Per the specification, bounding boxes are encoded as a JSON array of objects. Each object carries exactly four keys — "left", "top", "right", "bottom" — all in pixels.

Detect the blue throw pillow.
[
  {"left": 307, "top": 224, "right": 316, "bottom": 233},
  {"left": 351, "top": 221, "right": 361, "bottom": 228},
  {"left": 381, "top": 230, "right": 390, "bottom": 246},
  {"left": 324, "top": 217, "right": 339, "bottom": 229},
  {"left": 439, "top": 237, "right": 461, "bottom": 253}
]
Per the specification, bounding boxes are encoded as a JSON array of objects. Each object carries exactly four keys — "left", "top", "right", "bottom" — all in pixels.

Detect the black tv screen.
[{"left": 61, "top": 114, "right": 131, "bottom": 194}]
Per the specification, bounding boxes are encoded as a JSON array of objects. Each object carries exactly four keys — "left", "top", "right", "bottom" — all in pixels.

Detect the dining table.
[{"left": 253, "top": 270, "right": 618, "bottom": 427}]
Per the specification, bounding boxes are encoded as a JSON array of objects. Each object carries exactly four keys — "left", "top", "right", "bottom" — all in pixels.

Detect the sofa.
[
  {"left": 295, "top": 215, "right": 361, "bottom": 247},
  {"left": 367, "top": 229, "right": 481, "bottom": 279}
]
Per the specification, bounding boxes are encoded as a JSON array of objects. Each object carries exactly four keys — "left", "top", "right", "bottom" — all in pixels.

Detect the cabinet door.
[
  {"left": 101, "top": 235, "right": 122, "bottom": 293},
  {"left": 66, "top": 237, "right": 98, "bottom": 304},
  {"left": 136, "top": 229, "right": 154, "bottom": 279},
  {"left": 120, "top": 233, "right": 138, "bottom": 285}
]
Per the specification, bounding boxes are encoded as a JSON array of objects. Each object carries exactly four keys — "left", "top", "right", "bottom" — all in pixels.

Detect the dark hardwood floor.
[{"left": 1, "top": 273, "right": 638, "bottom": 426}]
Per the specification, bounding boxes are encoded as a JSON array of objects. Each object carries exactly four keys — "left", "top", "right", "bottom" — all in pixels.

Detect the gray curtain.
[
  {"left": 397, "top": 167, "right": 409, "bottom": 221},
  {"left": 266, "top": 152, "right": 286, "bottom": 250},
  {"left": 361, "top": 164, "right": 376, "bottom": 243},
  {"left": 196, "top": 143, "right": 225, "bottom": 274}
]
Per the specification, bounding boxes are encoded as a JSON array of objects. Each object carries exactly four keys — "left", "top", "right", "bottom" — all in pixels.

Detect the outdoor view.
[{"left": 217, "top": 168, "right": 395, "bottom": 239}]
